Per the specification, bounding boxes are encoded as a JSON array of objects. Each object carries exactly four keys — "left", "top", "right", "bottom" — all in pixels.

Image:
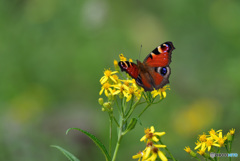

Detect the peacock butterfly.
[{"left": 118, "top": 41, "right": 175, "bottom": 91}]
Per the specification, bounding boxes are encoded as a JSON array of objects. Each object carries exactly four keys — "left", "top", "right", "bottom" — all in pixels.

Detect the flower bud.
[
  {"left": 98, "top": 98, "right": 104, "bottom": 105},
  {"left": 108, "top": 93, "right": 114, "bottom": 101},
  {"left": 113, "top": 60, "right": 119, "bottom": 71},
  {"left": 103, "top": 102, "right": 111, "bottom": 109},
  {"left": 227, "top": 132, "right": 233, "bottom": 142},
  {"left": 190, "top": 151, "right": 197, "bottom": 158}
]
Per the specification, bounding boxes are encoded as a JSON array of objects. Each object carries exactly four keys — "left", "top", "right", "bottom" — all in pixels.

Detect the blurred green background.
[{"left": 0, "top": 0, "right": 239, "bottom": 160}]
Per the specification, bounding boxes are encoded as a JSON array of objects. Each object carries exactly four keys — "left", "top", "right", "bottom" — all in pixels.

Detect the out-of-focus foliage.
[{"left": 0, "top": 0, "right": 239, "bottom": 161}]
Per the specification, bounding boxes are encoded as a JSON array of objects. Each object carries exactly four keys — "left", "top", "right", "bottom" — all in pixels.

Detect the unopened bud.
[
  {"left": 98, "top": 98, "right": 104, "bottom": 105},
  {"left": 103, "top": 102, "right": 111, "bottom": 109}
]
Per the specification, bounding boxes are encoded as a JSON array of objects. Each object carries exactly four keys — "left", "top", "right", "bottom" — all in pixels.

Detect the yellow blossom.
[
  {"left": 198, "top": 133, "right": 207, "bottom": 142},
  {"left": 140, "top": 126, "right": 165, "bottom": 142},
  {"left": 151, "top": 85, "right": 170, "bottom": 99},
  {"left": 112, "top": 83, "right": 129, "bottom": 97},
  {"left": 205, "top": 138, "right": 220, "bottom": 151},
  {"left": 212, "top": 131, "right": 227, "bottom": 147},
  {"left": 126, "top": 86, "right": 140, "bottom": 102},
  {"left": 145, "top": 146, "right": 168, "bottom": 161},
  {"left": 113, "top": 60, "right": 119, "bottom": 69},
  {"left": 208, "top": 129, "right": 222, "bottom": 139},
  {"left": 229, "top": 128, "right": 235, "bottom": 135},
  {"left": 132, "top": 151, "right": 145, "bottom": 161},
  {"left": 197, "top": 145, "right": 206, "bottom": 156},
  {"left": 100, "top": 69, "right": 118, "bottom": 84},
  {"left": 119, "top": 54, "right": 127, "bottom": 61},
  {"left": 184, "top": 146, "right": 191, "bottom": 153},
  {"left": 99, "top": 82, "right": 113, "bottom": 96}
]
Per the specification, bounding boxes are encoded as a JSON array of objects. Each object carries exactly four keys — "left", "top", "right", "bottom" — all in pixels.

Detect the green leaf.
[
  {"left": 122, "top": 118, "right": 137, "bottom": 135},
  {"left": 66, "top": 128, "right": 111, "bottom": 161},
  {"left": 51, "top": 145, "right": 80, "bottom": 161}
]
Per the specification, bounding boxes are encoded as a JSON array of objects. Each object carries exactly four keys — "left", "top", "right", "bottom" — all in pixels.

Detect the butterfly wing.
[
  {"left": 143, "top": 42, "right": 175, "bottom": 89},
  {"left": 118, "top": 61, "right": 153, "bottom": 91},
  {"left": 118, "top": 61, "right": 139, "bottom": 79},
  {"left": 118, "top": 41, "right": 175, "bottom": 91},
  {"left": 143, "top": 41, "right": 175, "bottom": 67}
]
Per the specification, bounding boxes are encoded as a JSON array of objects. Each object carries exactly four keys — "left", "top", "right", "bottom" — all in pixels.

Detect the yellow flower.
[
  {"left": 197, "top": 145, "right": 206, "bottom": 156},
  {"left": 100, "top": 69, "right": 118, "bottom": 84},
  {"left": 126, "top": 86, "right": 139, "bottom": 102},
  {"left": 198, "top": 133, "right": 207, "bottom": 142},
  {"left": 112, "top": 75, "right": 119, "bottom": 83},
  {"left": 184, "top": 146, "right": 191, "bottom": 153},
  {"left": 184, "top": 146, "right": 197, "bottom": 157},
  {"left": 121, "top": 79, "right": 133, "bottom": 87},
  {"left": 113, "top": 60, "right": 118, "bottom": 68},
  {"left": 140, "top": 141, "right": 167, "bottom": 161},
  {"left": 145, "top": 146, "right": 168, "bottom": 161},
  {"left": 214, "top": 131, "right": 227, "bottom": 147},
  {"left": 140, "top": 126, "right": 165, "bottom": 142},
  {"left": 129, "top": 58, "right": 133, "bottom": 62},
  {"left": 132, "top": 151, "right": 145, "bottom": 161},
  {"left": 99, "top": 82, "right": 113, "bottom": 96},
  {"left": 112, "top": 83, "right": 129, "bottom": 97},
  {"left": 229, "top": 128, "right": 235, "bottom": 135},
  {"left": 151, "top": 85, "right": 170, "bottom": 99},
  {"left": 208, "top": 129, "right": 222, "bottom": 138},
  {"left": 194, "top": 133, "right": 208, "bottom": 150},
  {"left": 205, "top": 138, "right": 220, "bottom": 151},
  {"left": 119, "top": 54, "right": 127, "bottom": 61},
  {"left": 194, "top": 140, "right": 203, "bottom": 150}
]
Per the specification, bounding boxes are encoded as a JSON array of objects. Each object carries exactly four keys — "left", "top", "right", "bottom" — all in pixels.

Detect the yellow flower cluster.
[
  {"left": 133, "top": 126, "right": 168, "bottom": 161},
  {"left": 99, "top": 68, "right": 142, "bottom": 102},
  {"left": 184, "top": 128, "right": 235, "bottom": 158}
]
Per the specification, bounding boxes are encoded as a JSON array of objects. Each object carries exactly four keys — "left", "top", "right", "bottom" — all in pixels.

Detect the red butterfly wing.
[
  {"left": 118, "top": 61, "right": 153, "bottom": 91},
  {"left": 118, "top": 41, "right": 175, "bottom": 91},
  {"left": 143, "top": 41, "right": 175, "bottom": 67},
  {"left": 144, "top": 42, "right": 175, "bottom": 89},
  {"left": 118, "top": 61, "right": 139, "bottom": 79}
]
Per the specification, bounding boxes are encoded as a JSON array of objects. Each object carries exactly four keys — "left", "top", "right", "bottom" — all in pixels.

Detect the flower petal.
[
  {"left": 158, "top": 151, "right": 168, "bottom": 161},
  {"left": 99, "top": 88, "right": 104, "bottom": 95},
  {"left": 154, "top": 132, "right": 166, "bottom": 137}
]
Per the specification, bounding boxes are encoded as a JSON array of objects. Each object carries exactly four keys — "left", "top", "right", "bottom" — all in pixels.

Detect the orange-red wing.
[
  {"left": 143, "top": 41, "right": 175, "bottom": 67},
  {"left": 118, "top": 61, "right": 139, "bottom": 79}
]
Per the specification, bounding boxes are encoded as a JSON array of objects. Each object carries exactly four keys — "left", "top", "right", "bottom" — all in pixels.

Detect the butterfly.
[{"left": 118, "top": 42, "right": 175, "bottom": 91}]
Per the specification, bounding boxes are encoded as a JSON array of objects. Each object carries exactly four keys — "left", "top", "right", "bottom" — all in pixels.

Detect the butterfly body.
[{"left": 118, "top": 42, "right": 175, "bottom": 91}]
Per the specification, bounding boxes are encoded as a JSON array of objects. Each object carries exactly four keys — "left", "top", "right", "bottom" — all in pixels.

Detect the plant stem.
[
  {"left": 138, "top": 103, "right": 151, "bottom": 118},
  {"left": 159, "top": 140, "right": 176, "bottom": 161},
  {"left": 109, "top": 113, "right": 112, "bottom": 157},
  {"left": 112, "top": 118, "right": 124, "bottom": 161},
  {"left": 125, "top": 95, "right": 142, "bottom": 120}
]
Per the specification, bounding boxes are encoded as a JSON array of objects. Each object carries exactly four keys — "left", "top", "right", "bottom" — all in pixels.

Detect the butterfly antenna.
[{"left": 138, "top": 44, "right": 142, "bottom": 60}]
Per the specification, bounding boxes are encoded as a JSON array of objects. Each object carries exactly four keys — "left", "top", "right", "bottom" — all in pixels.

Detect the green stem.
[
  {"left": 109, "top": 113, "right": 112, "bottom": 157},
  {"left": 112, "top": 118, "right": 124, "bottom": 161},
  {"left": 115, "top": 99, "right": 121, "bottom": 116},
  {"left": 124, "top": 95, "right": 142, "bottom": 121},
  {"left": 159, "top": 140, "right": 176, "bottom": 161},
  {"left": 113, "top": 116, "right": 120, "bottom": 127},
  {"left": 195, "top": 157, "right": 201, "bottom": 161},
  {"left": 138, "top": 103, "right": 151, "bottom": 118}
]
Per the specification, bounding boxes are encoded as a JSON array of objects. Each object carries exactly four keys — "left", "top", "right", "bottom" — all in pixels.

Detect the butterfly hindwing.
[
  {"left": 144, "top": 41, "right": 175, "bottom": 67},
  {"left": 150, "top": 66, "right": 171, "bottom": 89}
]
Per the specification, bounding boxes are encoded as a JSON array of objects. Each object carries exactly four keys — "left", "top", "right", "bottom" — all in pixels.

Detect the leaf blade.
[
  {"left": 66, "top": 128, "right": 111, "bottom": 161},
  {"left": 51, "top": 145, "right": 80, "bottom": 161}
]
